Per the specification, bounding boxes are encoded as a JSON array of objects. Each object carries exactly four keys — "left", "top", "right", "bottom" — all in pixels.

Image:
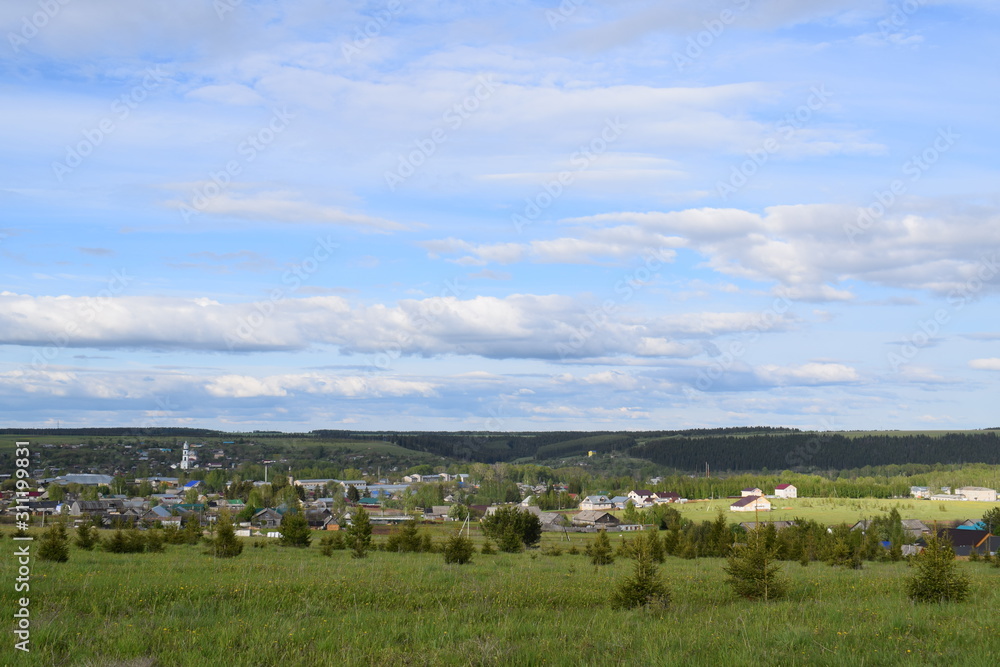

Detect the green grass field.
[
  {"left": 668, "top": 497, "right": 998, "bottom": 526},
  {"left": 2, "top": 530, "right": 999, "bottom": 666}
]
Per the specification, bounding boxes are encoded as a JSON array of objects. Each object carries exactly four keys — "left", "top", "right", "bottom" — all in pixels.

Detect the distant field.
[
  {"left": 829, "top": 429, "right": 1000, "bottom": 438},
  {"left": 667, "top": 497, "right": 998, "bottom": 525},
  {"left": 0, "top": 434, "right": 436, "bottom": 458},
  {"left": 2, "top": 531, "right": 998, "bottom": 665}
]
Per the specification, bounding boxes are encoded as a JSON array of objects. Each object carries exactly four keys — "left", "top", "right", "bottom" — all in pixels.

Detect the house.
[
  {"left": 774, "top": 484, "right": 797, "bottom": 499},
  {"left": 252, "top": 508, "right": 283, "bottom": 529},
  {"left": 211, "top": 499, "right": 246, "bottom": 514},
  {"left": 609, "top": 496, "right": 630, "bottom": 510},
  {"left": 652, "top": 492, "right": 680, "bottom": 504},
  {"left": 571, "top": 511, "right": 620, "bottom": 527},
  {"left": 627, "top": 490, "right": 654, "bottom": 504},
  {"left": 524, "top": 506, "right": 564, "bottom": 530},
  {"left": 956, "top": 486, "right": 998, "bottom": 502},
  {"left": 579, "top": 495, "right": 613, "bottom": 511},
  {"left": 910, "top": 486, "right": 931, "bottom": 499},
  {"left": 741, "top": 487, "right": 763, "bottom": 497},
  {"left": 730, "top": 496, "right": 771, "bottom": 512},
  {"left": 425, "top": 505, "right": 451, "bottom": 520},
  {"left": 305, "top": 509, "right": 335, "bottom": 529},
  {"left": 739, "top": 521, "right": 797, "bottom": 532},
  {"left": 141, "top": 506, "right": 173, "bottom": 522},
  {"left": 918, "top": 528, "right": 990, "bottom": 557},
  {"left": 850, "top": 519, "right": 929, "bottom": 540},
  {"left": 69, "top": 500, "right": 124, "bottom": 516}
]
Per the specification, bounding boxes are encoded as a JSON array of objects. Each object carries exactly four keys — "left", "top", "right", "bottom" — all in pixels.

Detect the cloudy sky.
[{"left": 2, "top": 0, "right": 998, "bottom": 432}]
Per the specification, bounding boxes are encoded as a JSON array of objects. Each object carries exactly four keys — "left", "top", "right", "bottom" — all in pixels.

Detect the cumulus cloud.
[
  {"left": 0, "top": 292, "right": 793, "bottom": 360},
  {"left": 0, "top": 368, "right": 436, "bottom": 402},
  {"left": 562, "top": 203, "right": 1000, "bottom": 298},
  {"left": 754, "top": 362, "right": 861, "bottom": 385}
]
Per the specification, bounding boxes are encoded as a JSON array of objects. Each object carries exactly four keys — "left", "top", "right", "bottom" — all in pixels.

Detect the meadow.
[
  {"left": 2, "top": 530, "right": 999, "bottom": 666},
  {"left": 668, "top": 497, "right": 999, "bottom": 526}
]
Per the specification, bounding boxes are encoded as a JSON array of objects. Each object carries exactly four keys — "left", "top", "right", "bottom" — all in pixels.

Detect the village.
[{"left": 5, "top": 442, "right": 999, "bottom": 559}]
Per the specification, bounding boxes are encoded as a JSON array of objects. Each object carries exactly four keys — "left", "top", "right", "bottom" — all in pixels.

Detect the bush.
[
  {"left": 145, "top": 529, "right": 165, "bottom": 554},
  {"left": 542, "top": 544, "right": 562, "bottom": 556},
  {"left": 481, "top": 506, "right": 542, "bottom": 552},
  {"left": 443, "top": 533, "right": 475, "bottom": 565},
  {"left": 586, "top": 529, "right": 614, "bottom": 566},
  {"left": 345, "top": 507, "right": 372, "bottom": 559},
  {"left": 386, "top": 518, "right": 425, "bottom": 553},
  {"left": 104, "top": 528, "right": 147, "bottom": 554},
  {"left": 278, "top": 510, "right": 311, "bottom": 548},
  {"left": 74, "top": 524, "right": 99, "bottom": 551},
  {"left": 480, "top": 540, "right": 497, "bottom": 555},
  {"left": 907, "top": 536, "right": 970, "bottom": 603},
  {"left": 38, "top": 522, "right": 70, "bottom": 563},
  {"left": 211, "top": 511, "right": 243, "bottom": 558},
  {"left": 181, "top": 517, "right": 203, "bottom": 545},
  {"left": 724, "top": 528, "right": 788, "bottom": 601},
  {"left": 611, "top": 534, "right": 670, "bottom": 609}
]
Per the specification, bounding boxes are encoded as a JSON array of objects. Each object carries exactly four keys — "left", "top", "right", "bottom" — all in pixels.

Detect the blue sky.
[{"left": 1, "top": 0, "right": 998, "bottom": 432}]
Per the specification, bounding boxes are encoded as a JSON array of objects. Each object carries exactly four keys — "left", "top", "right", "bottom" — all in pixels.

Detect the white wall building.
[{"left": 957, "top": 486, "right": 997, "bottom": 502}]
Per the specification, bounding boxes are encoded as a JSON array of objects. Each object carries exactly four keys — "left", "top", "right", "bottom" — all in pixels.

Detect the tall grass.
[{"left": 2, "top": 535, "right": 998, "bottom": 665}]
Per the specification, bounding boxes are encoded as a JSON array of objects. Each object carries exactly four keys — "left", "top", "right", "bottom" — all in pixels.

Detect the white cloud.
[
  {"left": 755, "top": 362, "right": 860, "bottom": 385},
  {"left": 564, "top": 203, "right": 1000, "bottom": 298},
  {"left": 163, "top": 189, "right": 405, "bottom": 231},
  {"left": 969, "top": 358, "right": 1000, "bottom": 371}
]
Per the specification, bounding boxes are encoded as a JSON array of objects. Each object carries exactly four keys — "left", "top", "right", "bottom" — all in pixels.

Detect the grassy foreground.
[{"left": 2, "top": 535, "right": 999, "bottom": 666}]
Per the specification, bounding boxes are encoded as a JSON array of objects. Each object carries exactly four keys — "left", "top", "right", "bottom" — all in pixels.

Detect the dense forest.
[
  {"left": 5, "top": 427, "right": 1000, "bottom": 474},
  {"left": 630, "top": 432, "right": 1000, "bottom": 471}
]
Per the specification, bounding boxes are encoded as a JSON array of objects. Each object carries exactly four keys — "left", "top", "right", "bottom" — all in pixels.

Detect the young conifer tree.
[
  {"left": 906, "top": 535, "right": 970, "bottom": 603},
  {"left": 724, "top": 527, "right": 788, "bottom": 601}
]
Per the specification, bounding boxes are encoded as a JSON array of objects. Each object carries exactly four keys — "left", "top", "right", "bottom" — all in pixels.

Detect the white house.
[
  {"left": 627, "top": 489, "right": 654, "bottom": 503},
  {"left": 730, "top": 495, "right": 771, "bottom": 512},
  {"left": 774, "top": 484, "right": 797, "bottom": 499},
  {"left": 579, "top": 495, "right": 613, "bottom": 511},
  {"left": 741, "top": 487, "right": 763, "bottom": 497}
]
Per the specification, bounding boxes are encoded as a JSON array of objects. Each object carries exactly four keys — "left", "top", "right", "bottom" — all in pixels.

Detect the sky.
[{"left": 1, "top": 0, "right": 998, "bottom": 433}]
